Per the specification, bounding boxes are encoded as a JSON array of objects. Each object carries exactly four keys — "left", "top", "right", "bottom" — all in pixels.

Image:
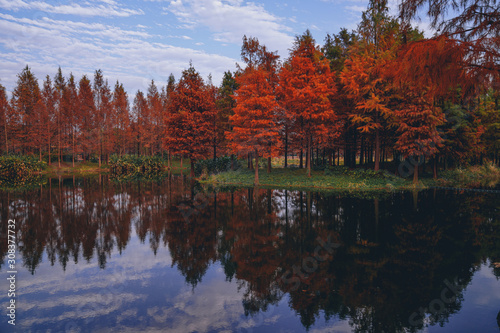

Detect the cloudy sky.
[{"left": 0, "top": 0, "right": 429, "bottom": 96}]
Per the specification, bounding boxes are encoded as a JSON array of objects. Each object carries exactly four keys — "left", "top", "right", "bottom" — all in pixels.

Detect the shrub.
[
  {"left": 0, "top": 155, "right": 46, "bottom": 187},
  {"left": 194, "top": 156, "right": 242, "bottom": 177},
  {"left": 109, "top": 155, "right": 165, "bottom": 176}
]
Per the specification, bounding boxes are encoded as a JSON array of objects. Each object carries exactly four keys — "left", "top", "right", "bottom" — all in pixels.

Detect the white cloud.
[
  {"left": 0, "top": 0, "right": 144, "bottom": 17},
  {"left": 166, "top": 0, "right": 294, "bottom": 56},
  {"left": 0, "top": 13, "right": 237, "bottom": 96}
]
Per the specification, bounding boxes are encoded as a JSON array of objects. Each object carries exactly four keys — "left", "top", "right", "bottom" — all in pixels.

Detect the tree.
[
  {"left": 11, "top": 65, "right": 41, "bottom": 155},
  {"left": 394, "top": 90, "right": 445, "bottom": 183},
  {"left": 62, "top": 74, "right": 78, "bottom": 166},
  {"left": 41, "top": 76, "right": 55, "bottom": 164},
  {"left": 0, "top": 84, "right": 10, "bottom": 154},
  {"left": 94, "top": 70, "right": 112, "bottom": 166},
  {"left": 78, "top": 75, "right": 95, "bottom": 161},
  {"left": 399, "top": 0, "right": 500, "bottom": 76},
  {"left": 162, "top": 74, "right": 176, "bottom": 166},
  {"left": 133, "top": 90, "right": 149, "bottom": 156},
  {"left": 147, "top": 80, "right": 163, "bottom": 156},
  {"left": 215, "top": 71, "right": 238, "bottom": 160},
  {"left": 278, "top": 30, "right": 339, "bottom": 177},
  {"left": 112, "top": 81, "right": 130, "bottom": 155},
  {"left": 54, "top": 67, "right": 66, "bottom": 167},
  {"left": 164, "top": 64, "right": 217, "bottom": 177},
  {"left": 341, "top": 0, "right": 399, "bottom": 171},
  {"left": 228, "top": 37, "right": 281, "bottom": 184}
]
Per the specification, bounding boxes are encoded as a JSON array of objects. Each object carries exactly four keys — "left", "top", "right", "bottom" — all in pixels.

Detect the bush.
[
  {"left": 440, "top": 163, "right": 500, "bottom": 188},
  {"left": 194, "top": 156, "right": 242, "bottom": 177},
  {"left": 109, "top": 155, "right": 165, "bottom": 176},
  {"left": 0, "top": 155, "right": 46, "bottom": 187}
]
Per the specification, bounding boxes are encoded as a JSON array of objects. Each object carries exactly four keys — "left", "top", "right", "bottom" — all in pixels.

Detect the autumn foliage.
[{"left": 0, "top": 0, "right": 498, "bottom": 183}]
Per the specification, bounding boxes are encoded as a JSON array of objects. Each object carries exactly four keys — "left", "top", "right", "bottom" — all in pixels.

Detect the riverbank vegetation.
[{"left": 0, "top": 0, "right": 498, "bottom": 187}]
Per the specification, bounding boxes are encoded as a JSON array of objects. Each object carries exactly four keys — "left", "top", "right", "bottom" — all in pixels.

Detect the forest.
[{"left": 0, "top": 0, "right": 498, "bottom": 184}]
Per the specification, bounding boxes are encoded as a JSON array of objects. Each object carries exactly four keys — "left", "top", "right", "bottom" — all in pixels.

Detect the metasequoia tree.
[
  {"left": 62, "top": 74, "right": 78, "bottom": 166},
  {"left": 341, "top": 0, "right": 399, "bottom": 171},
  {"left": 112, "top": 81, "right": 130, "bottom": 155},
  {"left": 147, "top": 80, "right": 163, "bottom": 156},
  {"left": 10, "top": 65, "right": 41, "bottom": 155},
  {"left": 278, "top": 30, "right": 338, "bottom": 177},
  {"left": 216, "top": 71, "right": 238, "bottom": 160},
  {"left": 162, "top": 73, "right": 176, "bottom": 166},
  {"left": 164, "top": 64, "right": 217, "bottom": 177},
  {"left": 78, "top": 75, "right": 95, "bottom": 160},
  {"left": 41, "top": 76, "right": 55, "bottom": 165},
  {"left": 94, "top": 70, "right": 113, "bottom": 166},
  {"left": 0, "top": 84, "right": 10, "bottom": 154},
  {"left": 393, "top": 90, "right": 445, "bottom": 182},
  {"left": 133, "top": 90, "right": 149, "bottom": 156},
  {"left": 399, "top": 0, "right": 499, "bottom": 97},
  {"left": 228, "top": 36, "right": 281, "bottom": 185},
  {"left": 53, "top": 67, "right": 65, "bottom": 166}
]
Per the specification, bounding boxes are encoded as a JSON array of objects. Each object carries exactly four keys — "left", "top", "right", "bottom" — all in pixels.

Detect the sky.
[{"left": 0, "top": 0, "right": 432, "bottom": 97}]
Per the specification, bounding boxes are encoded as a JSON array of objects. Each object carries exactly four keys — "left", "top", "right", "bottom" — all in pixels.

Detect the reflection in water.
[{"left": 0, "top": 176, "right": 499, "bottom": 332}]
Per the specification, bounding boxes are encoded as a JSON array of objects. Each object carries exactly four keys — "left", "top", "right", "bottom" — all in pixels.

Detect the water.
[{"left": 0, "top": 175, "right": 499, "bottom": 332}]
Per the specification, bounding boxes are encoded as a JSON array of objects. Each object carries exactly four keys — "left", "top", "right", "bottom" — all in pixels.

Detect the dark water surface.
[{"left": 0, "top": 175, "right": 499, "bottom": 332}]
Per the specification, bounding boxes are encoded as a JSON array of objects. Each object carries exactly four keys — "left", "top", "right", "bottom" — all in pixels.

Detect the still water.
[{"left": 0, "top": 175, "right": 499, "bottom": 333}]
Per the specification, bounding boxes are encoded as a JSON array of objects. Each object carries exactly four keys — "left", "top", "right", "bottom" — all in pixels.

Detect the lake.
[{"left": 0, "top": 175, "right": 499, "bottom": 332}]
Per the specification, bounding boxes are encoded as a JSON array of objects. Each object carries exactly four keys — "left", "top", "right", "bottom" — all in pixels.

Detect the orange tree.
[
  {"left": 278, "top": 30, "right": 338, "bottom": 177},
  {"left": 340, "top": 0, "right": 399, "bottom": 171},
  {"left": 393, "top": 89, "right": 445, "bottom": 183},
  {"left": 228, "top": 36, "right": 281, "bottom": 185},
  {"left": 164, "top": 64, "right": 217, "bottom": 177}
]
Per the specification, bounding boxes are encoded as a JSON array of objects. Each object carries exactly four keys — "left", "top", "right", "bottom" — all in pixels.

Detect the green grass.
[
  {"left": 200, "top": 166, "right": 420, "bottom": 191},
  {"left": 423, "top": 163, "right": 500, "bottom": 189}
]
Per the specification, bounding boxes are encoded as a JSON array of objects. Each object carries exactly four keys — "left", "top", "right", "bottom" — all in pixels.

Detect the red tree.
[
  {"left": 228, "top": 37, "right": 281, "bottom": 184},
  {"left": 278, "top": 30, "right": 338, "bottom": 177},
  {"left": 164, "top": 64, "right": 217, "bottom": 177}
]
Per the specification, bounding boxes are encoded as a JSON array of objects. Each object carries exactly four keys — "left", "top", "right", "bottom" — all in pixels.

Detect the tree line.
[{"left": 0, "top": 0, "right": 498, "bottom": 182}]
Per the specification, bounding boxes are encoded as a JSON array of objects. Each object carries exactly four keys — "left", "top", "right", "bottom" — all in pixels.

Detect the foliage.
[
  {"left": 194, "top": 156, "right": 242, "bottom": 177},
  {"left": 164, "top": 65, "right": 217, "bottom": 177},
  {"left": 109, "top": 155, "right": 165, "bottom": 177},
  {"left": 0, "top": 155, "right": 46, "bottom": 187},
  {"left": 437, "top": 163, "right": 500, "bottom": 188},
  {"left": 203, "top": 166, "right": 410, "bottom": 191}
]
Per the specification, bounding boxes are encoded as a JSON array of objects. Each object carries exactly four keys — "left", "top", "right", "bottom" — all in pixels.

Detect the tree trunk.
[
  {"left": 58, "top": 127, "right": 61, "bottom": 167},
  {"left": 413, "top": 156, "right": 419, "bottom": 184},
  {"left": 180, "top": 156, "right": 183, "bottom": 175},
  {"left": 47, "top": 131, "right": 51, "bottom": 165},
  {"left": 190, "top": 159, "right": 195, "bottom": 177},
  {"left": 360, "top": 136, "right": 364, "bottom": 166},
  {"left": 375, "top": 129, "right": 380, "bottom": 171},
  {"left": 284, "top": 127, "right": 288, "bottom": 168},
  {"left": 299, "top": 149, "right": 303, "bottom": 169},
  {"left": 433, "top": 157, "right": 438, "bottom": 179},
  {"left": 254, "top": 150, "right": 259, "bottom": 185},
  {"left": 72, "top": 130, "right": 75, "bottom": 168},
  {"left": 307, "top": 135, "right": 312, "bottom": 177},
  {"left": 267, "top": 156, "right": 271, "bottom": 173}
]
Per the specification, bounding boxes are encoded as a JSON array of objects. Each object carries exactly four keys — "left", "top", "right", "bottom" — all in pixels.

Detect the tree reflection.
[{"left": 0, "top": 178, "right": 498, "bottom": 332}]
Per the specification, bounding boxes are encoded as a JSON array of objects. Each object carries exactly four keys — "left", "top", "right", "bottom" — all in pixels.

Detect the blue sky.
[{"left": 0, "top": 0, "right": 431, "bottom": 96}]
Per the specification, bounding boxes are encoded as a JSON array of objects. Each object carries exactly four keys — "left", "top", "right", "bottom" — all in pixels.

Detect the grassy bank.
[
  {"left": 199, "top": 166, "right": 418, "bottom": 191},
  {"left": 199, "top": 164, "right": 500, "bottom": 191},
  {"left": 43, "top": 158, "right": 191, "bottom": 177},
  {"left": 427, "top": 163, "right": 500, "bottom": 189}
]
